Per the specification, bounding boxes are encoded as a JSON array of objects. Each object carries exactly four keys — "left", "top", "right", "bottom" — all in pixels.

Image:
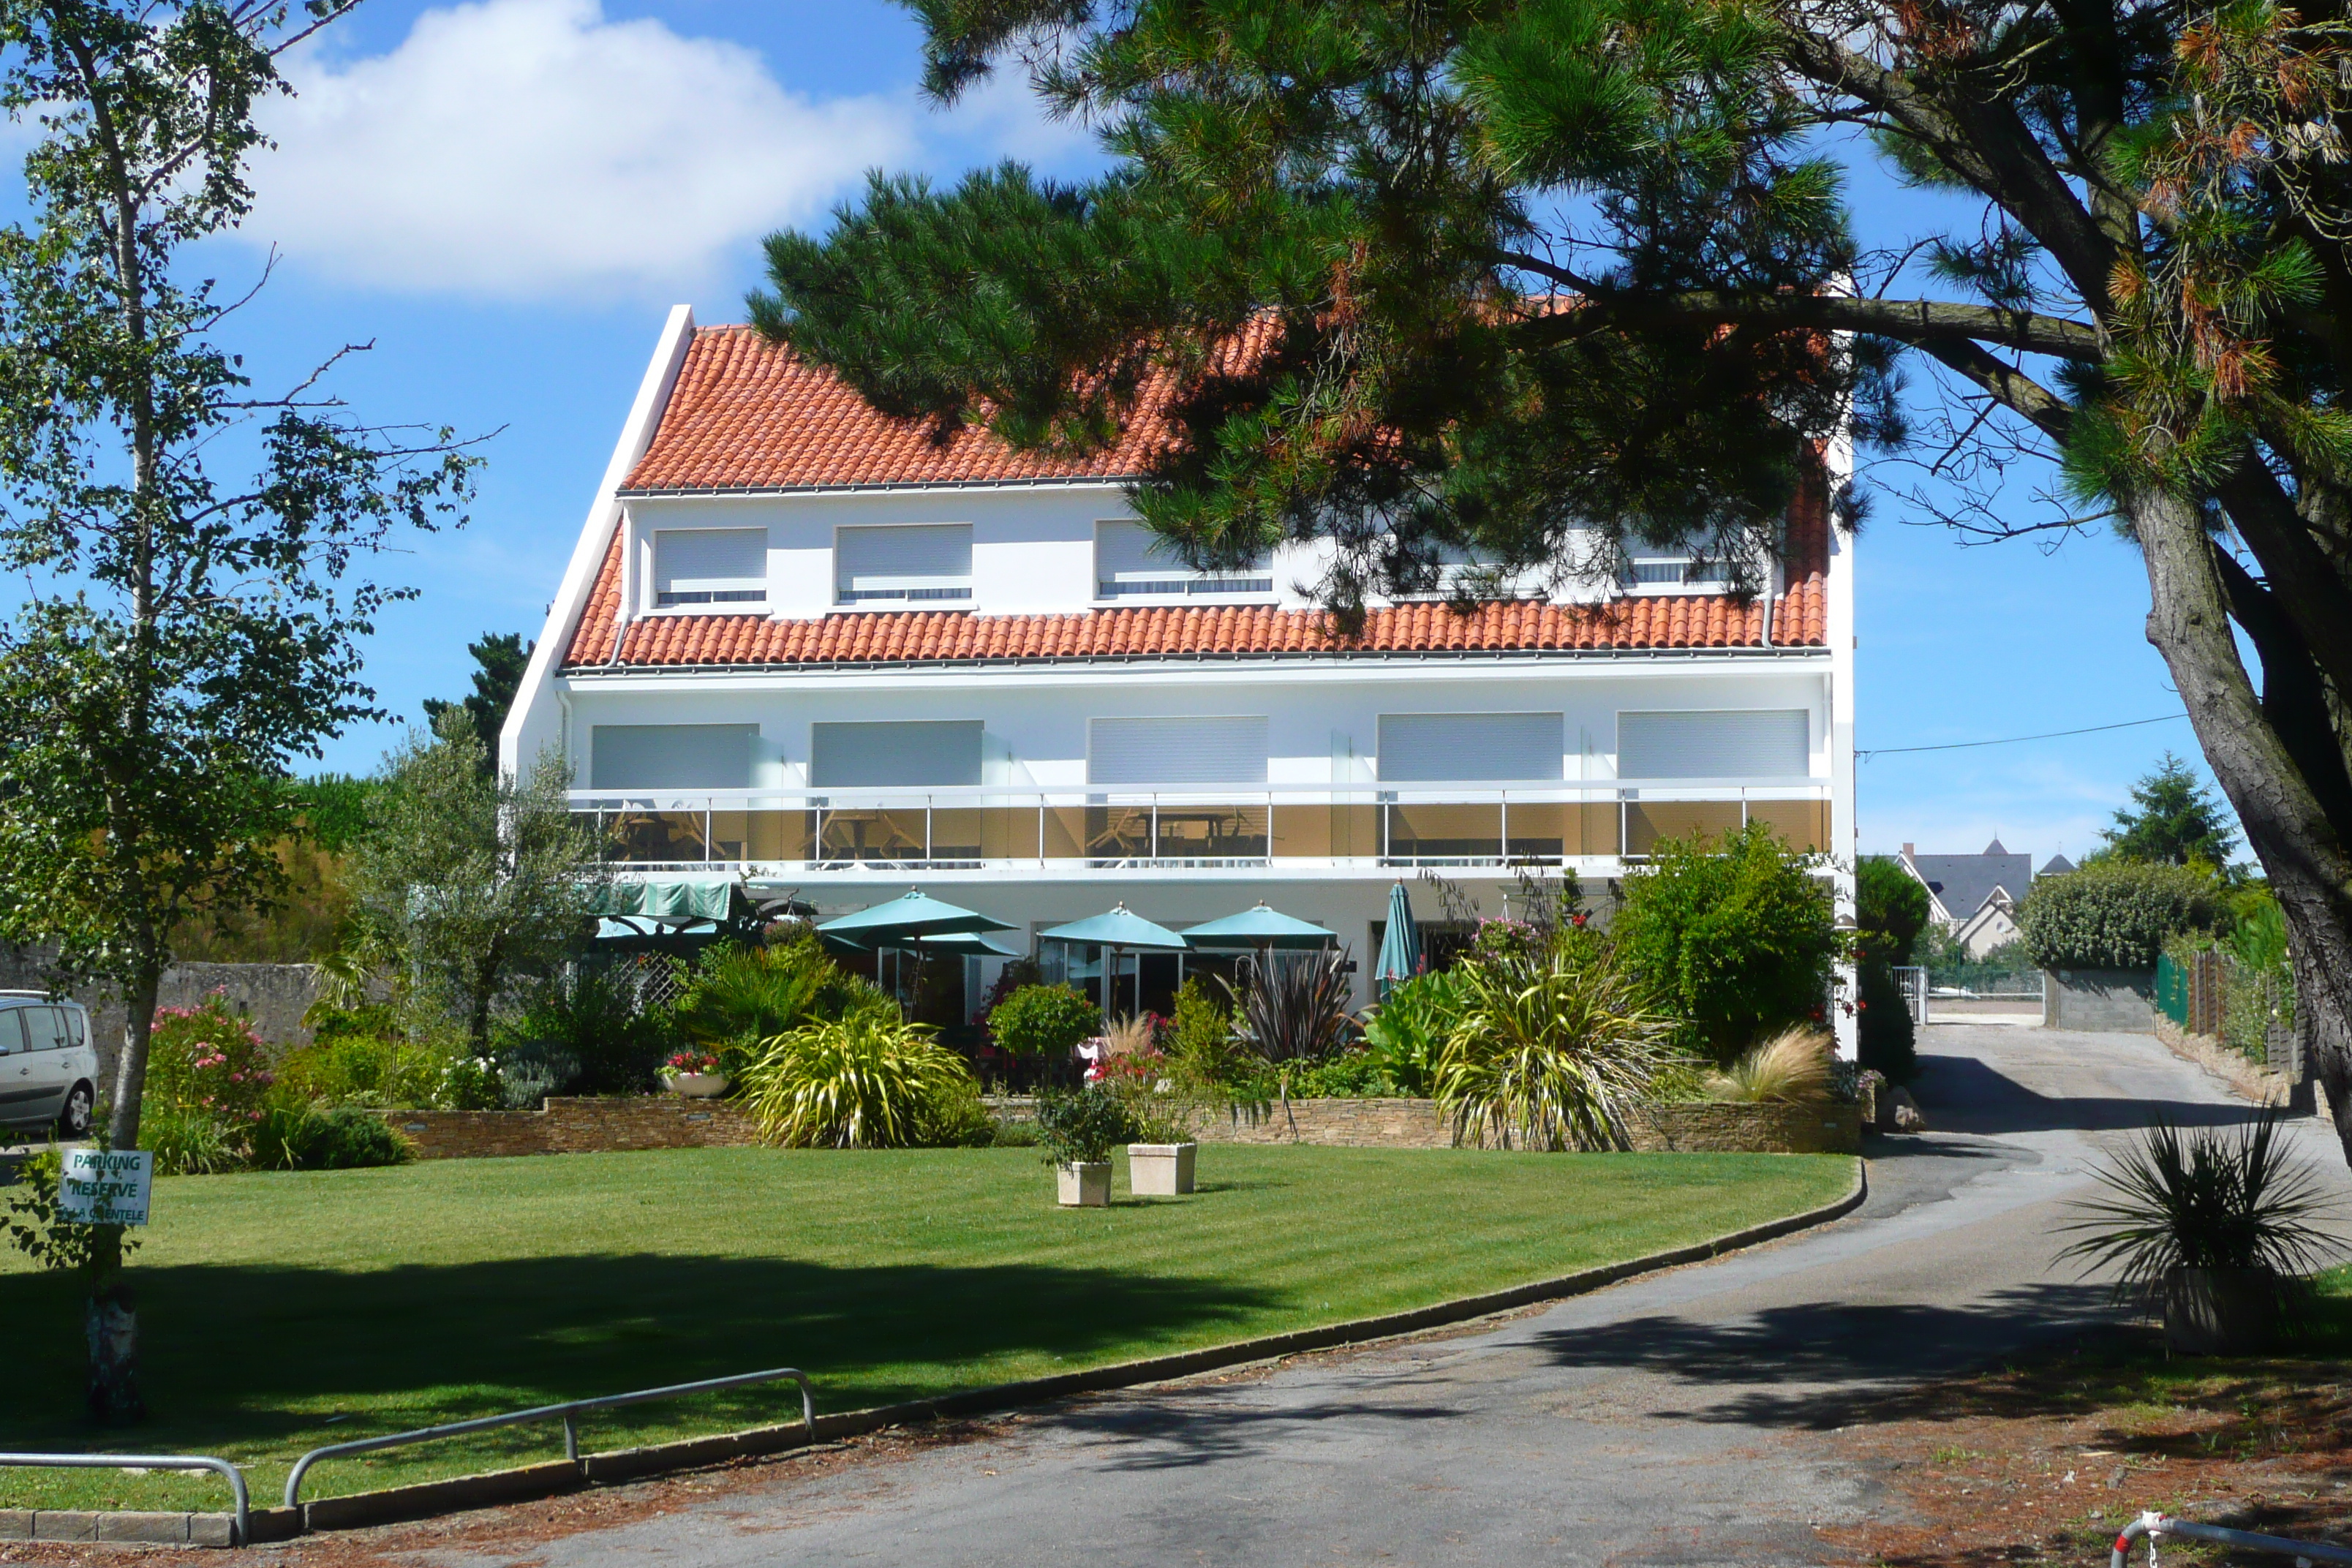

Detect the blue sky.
[{"left": 170, "top": 0, "right": 2211, "bottom": 866}]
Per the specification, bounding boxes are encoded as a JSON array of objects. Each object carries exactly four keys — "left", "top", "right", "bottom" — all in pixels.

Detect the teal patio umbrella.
[
  {"left": 815, "top": 889, "right": 1011, "bottom": 946},
  {"left": 1373, "top": 881, "right": 1423, "bottom": 995},
  {"left": 1181, "top": 902, "right": 1336, "bottom": 951},
  {"left": 910, "top": 929, "right": 1026, "bottom": 958},
  {"left": 1040, "top": 904, "right": 1188, "bottom": 1017}
]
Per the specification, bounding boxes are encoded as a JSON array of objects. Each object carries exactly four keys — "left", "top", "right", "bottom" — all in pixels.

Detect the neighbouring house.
[
  {"left": 500, "top": 306, "right": 1858, "bottom": 1032},
  {"left": 1896, "top": 839, "right": 2038, "bottom": 957}
]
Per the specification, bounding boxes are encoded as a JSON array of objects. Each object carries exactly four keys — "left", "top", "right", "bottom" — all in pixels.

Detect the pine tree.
[
  {"left": 2098, "top": 754, "right": 2242, "bottom": 873},
  {"left": 423, "top": 630, "right": 534, "bottom": 776},
  {"left": 758, "top": 0, "right": 2352, "bottom": 1164}
]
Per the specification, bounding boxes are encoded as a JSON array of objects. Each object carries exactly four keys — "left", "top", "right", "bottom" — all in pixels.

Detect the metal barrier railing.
[
  {"left": 0, "top": 1452, "right": 249, "bottom": 1545},
  {"left": 2114, "top": 1509, "right": 2352, "bottom": 1566},
  {"left": 283, "top": 1367, "right": 815, "bottom": 1510}
]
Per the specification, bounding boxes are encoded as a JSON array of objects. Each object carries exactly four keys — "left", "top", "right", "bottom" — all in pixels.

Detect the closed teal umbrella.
[
  {"left": 1181, "top": 903, "right": 1335, "bottom": 951},
  {"left": 1373, "top": 881, "right": 1422, "bottom": 995}
]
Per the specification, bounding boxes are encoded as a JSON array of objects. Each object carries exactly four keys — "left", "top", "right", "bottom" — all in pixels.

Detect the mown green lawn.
[{"left": 0, "top": 1144, "right": 1853, "bottom": 1512}]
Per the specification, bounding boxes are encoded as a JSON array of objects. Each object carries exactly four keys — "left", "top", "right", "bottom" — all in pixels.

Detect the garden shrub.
[
  {"left": 1360, "top": 970, "right": 1460, "bottom": 1096},
  {"left": 1858, "top": 856, "right": 1932, "bottom": 967},
  {"left": 1033, "top": 1085, "right": 1141, "bottom": 1166},
  {"left": 1287, "top": 1049, "right": 1396, "bottom": 1098},
  {"left": 913, "top": 1076, "right": 1003, "bottom": 1147},
  {"left": 142, "top": 1099, "right": 246, "bottom": 1176},
  {"left": 497, "top": 964, "right": 678, "bottom": 1096},
  {"left": 988, "top": 984, "right": 1101, "bottom": 1058},
  {"left": 252, "top": 1106, "right": 414, "bottom": 1169},
  {"left": 1610, "top": 822, "right": 1838, "bottom": 1059},
  {"left": 673, "top": 935, "right": 887, "bottom": 1060},
  {"left": 1229, "top": 949, "right": 1354, "bottom": 1063},
  {"left": 1856, "top": 959, "right": 1917, "bottom": 1081},
  {"left": 1704, "top": 1027, "right": 1833, "bottom": 1104},
  {"left": 1433, "top": 938, "right": 1675, "bottom": 1150},
  {"left": 274, "top": 1032, "right": 456, "bottom": 1109},
  {"left": 143, "top": 995, "right": 275, "bottom": 1171},
  {"left": 741, "top": 1012, "right": 976, "bottom": 1147},
  {"left": 1162, "top": 977, "right": 1249, "bottom": 1088},
  {"left": 2018, "top": 861, "right": 2218, "bottom": 970}
]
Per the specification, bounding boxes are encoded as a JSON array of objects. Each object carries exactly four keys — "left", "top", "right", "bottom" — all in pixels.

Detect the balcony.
[{"left": 570, "top": 781, "right": 1832, "bottom": 875}]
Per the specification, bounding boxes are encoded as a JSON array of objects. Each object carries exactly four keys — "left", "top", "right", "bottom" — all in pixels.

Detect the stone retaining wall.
[
  {"left": 2044, "top": 968, "right": 2157, "bottom": 1032},
  {"left": 0, "top": 949, "right": 325, "bottom": 1091},
  {"left": 377, "top": 1093, "right": 1858, "bottom": 1161},
  {"left": 2152, "top": 1015, "right": 2324, "bottom": 1120}
]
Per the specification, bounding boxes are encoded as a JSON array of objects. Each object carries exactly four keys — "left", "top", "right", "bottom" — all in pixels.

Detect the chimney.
[{"left": 1901, "top": 842, "right": 1915, "bottom": 859}]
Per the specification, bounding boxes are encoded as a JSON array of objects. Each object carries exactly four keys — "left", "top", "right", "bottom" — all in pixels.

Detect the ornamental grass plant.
[
  {"left": 741, "top": 1013, "right": 977, "bottom": 1149},
  {"left": 1704, "top": 1027, "right": 1836, "bottom": 1105},
  {"left": 1433, "top": 935, "right": 1676, "bottom": 1151}
]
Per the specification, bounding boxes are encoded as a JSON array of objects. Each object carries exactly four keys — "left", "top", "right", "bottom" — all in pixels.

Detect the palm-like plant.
[
  {"left": 1227, "top": 949, "right": 1354, "bottom": 1063},
  {"left": 673, "top": 938, "right": 888, "bottom": 1049},
  {"left": 741, "top": 1013, "right": 974, "bottom": 1149},
  {"left": 2059, "top": 1109, "right": 2337, "bottom": 1305},
  {"left": 1433, "top": 944, "right": 1674, "bottom": 1151}
]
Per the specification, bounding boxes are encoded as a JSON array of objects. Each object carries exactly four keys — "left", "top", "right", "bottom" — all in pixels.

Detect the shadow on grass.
[
  {"left": 0, "top": 1251, "right": 1286, "bottom": 1458},
  {"left": 1526, "top": 1283, "right": 2118, "bottom": 1429}
]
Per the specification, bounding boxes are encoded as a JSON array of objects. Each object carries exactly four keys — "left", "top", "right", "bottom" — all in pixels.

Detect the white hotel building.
[{"left": 502, "top": 306, "right": 1858, "bottom": 1030}]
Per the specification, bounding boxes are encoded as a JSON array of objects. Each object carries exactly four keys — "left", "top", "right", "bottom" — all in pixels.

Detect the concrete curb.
[
  {"left": 0, "top": 1509, "right": 235, "bottom": 1547},
  {"left": 269, "top": 1158, "right": 1867, "bottom": 1540}
]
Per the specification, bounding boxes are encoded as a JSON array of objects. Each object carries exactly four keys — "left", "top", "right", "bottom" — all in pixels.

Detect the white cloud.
[{"left": 244, "top": 0, "right": 920, "bottom": 299}]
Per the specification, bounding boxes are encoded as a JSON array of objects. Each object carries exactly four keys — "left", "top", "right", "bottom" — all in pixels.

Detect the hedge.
[{"left": 2017, "top": 862, "right": 2218, "bottom": 970}]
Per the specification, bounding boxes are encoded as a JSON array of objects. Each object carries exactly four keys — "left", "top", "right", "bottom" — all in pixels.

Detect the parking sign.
[{"left": 59, "top": 1149, "right": 151, "bottom": 1226}]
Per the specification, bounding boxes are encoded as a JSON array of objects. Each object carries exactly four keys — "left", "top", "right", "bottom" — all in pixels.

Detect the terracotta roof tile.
[
  {"left": 563, "top": 576, "right": 1825, "bottom": 671},
  {"left": 622, "top": 323, "right": 1278, "bottom": 493}
]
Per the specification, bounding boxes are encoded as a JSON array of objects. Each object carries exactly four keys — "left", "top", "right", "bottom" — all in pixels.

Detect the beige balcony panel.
[
  {"left": 1387, "top": 802, "right": 1502, "bottom": 860},
  {"left": 1746, "top": 799, "right": 1830, "bottom": 851},
  {"left": 1153, "top": 805, "right": 1267, "bottom": 859},
  {"left": 1625, "top": 801, "right": 1745, "bottom": 854},
  {"left": 820, "top": 808, "right": 925, "bottom": 862},
  {"left": 929, "top": 808, "right": 984, "bottom": 861},
  {"left": 979, "top": 807, "right": 1041, "bottom": 859}
]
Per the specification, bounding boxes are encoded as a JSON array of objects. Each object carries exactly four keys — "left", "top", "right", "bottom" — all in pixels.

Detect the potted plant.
[
  {"left": 661, "top": 1049, "right": 731, "bottom": 1098},
  {"left": 1034, "top": 1086, "right": 1137, "bottom": 1207},
  {"left": 2060, "top": 1108, "right": 2335, "bottom": 1354}
]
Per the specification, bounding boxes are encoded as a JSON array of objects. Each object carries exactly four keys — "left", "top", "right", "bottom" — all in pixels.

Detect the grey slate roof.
[
  {"left": 2040, "top": 854, "right": 2076, "bottom": 876},
  {"left": 1907, "top": 838, "right": 2035, "bottom": 921}
]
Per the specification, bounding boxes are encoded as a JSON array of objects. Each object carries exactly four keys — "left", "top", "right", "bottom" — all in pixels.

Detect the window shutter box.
[
  {"left": 1376, "top": 713, "right": 1564, "bottom": 783},
  {"left": 810, "top": 721, "right": 984, "bottom": 788},
  {"left": 1618, "top": 710, "right": 1809, "bottom": 779},
  {"left": 591, "top": 724, "right": 757, "bottom": 790},
  {"left": 836, "top": 524, "right": 973, "bottom": 603},
  {"left": 1088, "top": 717, "right": 1270, "bottom": 786}
]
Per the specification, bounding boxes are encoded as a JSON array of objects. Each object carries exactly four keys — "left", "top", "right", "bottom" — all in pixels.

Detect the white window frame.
[
  {"left": 1092, "top": 519, "right": 1274, "bottom": 604},
  {"left": 1620, "top": 551, "right": 1733, "bottom": 595},
  {"left": 834, "top": 521, "right": 974, "bottom": 608}
]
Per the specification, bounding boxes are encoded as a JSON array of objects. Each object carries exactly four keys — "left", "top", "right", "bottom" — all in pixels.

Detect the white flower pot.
[
  {"left": 1128, "top": 1142, "right": 1196, "bottom": 1196},
  {"left": 1057, "top": 1161, "right": 1112, "bottom": 1207},
  {"left": 664, "top": 1071, "right": 731, "bottom": 1099}
]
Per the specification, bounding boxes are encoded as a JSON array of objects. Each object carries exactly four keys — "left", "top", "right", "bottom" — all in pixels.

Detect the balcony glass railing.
[{"left": 568, "top": 782, "right": 1831, "bottom": 872}]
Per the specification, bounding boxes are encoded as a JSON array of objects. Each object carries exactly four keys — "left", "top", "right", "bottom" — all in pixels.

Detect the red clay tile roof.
[
  {"left": 562, "top": 570, "right": 1825, "bottom": 670},
  {"left": 622, "top": 325, "right": 1270, "bottom": 492}
]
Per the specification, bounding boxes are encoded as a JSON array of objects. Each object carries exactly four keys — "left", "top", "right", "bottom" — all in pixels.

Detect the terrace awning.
[
  {"left": 1181, "top": 903, "right": 1336, "bottom": 951},
  {"left": 595, "top": 875, "right": 742, "bottom": 924}
]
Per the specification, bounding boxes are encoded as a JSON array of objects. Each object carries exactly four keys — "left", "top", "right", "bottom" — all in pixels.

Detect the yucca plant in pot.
[
  {"left": 1034, "top": 1085, "right": 1139, "bottom": 1207},
  {"left": 2059, "top": 1108, "right": 2336, "bottom": 1354}
]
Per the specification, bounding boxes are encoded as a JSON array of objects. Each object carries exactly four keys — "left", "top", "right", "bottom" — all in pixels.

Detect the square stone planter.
[
  {"left": 1056, "top": 1161, "right": 1112, "bottom": 1207},
  {"left": 1128, "top": 1142, "right": 1196, "bottom": 1196}
]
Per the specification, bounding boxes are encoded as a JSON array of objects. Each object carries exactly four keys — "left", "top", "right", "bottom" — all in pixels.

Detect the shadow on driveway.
[{"left": 1912, "top": 1052, "right": 2258, "bottom": 1137}]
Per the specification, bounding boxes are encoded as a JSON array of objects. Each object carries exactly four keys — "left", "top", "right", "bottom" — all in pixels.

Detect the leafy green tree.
[
  {"left": 353, "top": 712, "right": 604, "bottom": 1051},
  {"left": 0, "top": 0, "right": 472, "bottom": 1414},
  {"left": 1610, "top": 822, "right": 1837, "bottom": 1058},
  {"left": 758, "top": 0, "right": 2352, "bottom": 1158},
  {"left": 2096, "top": 753, "right": 2242, "bottom": 873},
  {"left": 423, "top": 630, "right": 533, "bottom": 776},
  {"left": 1858, "top": 856, "right": 1933, "bottom": 968}
]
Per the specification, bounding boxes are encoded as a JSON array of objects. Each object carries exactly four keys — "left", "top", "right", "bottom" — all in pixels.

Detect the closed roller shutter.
[
  {"left": 1095, "top": 520, "right": 1270, "bottom": 597},
  {"left": 1618, "top": 709, "right": 1809, "bottom": 778},
  {"left": 836, "top": 524, "right": 973, "bottom": 602},
  {"left": 592, "top": 724, "right": 757, "bottom": 789},
  {"left": 1378, "top": 713, "right": 1563, "bottom": 782},
  {"left": 653, "top": 529, "right": 767, "bottom": 605},
  {"left": 811, "top": 721, "right": 984, "bottom": 787},
  {"left": 1089, "top": 716, "right": 1269, "bottom": 785}
]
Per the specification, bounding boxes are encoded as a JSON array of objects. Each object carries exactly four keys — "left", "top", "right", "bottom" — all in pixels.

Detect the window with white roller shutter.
[
  {"left": 1376, "top": 713, "right": 1563, "bottom": 783},
  {"left": 1617, "top": 709, "right": 1809, "bottom": 779},
  {"left": 836, "top": 524, "right": 973, "bottom": 604},
  {"left": 810, "top": 721, "right": 984, "bottom": 788},
  {"left": 1094, "top": 521, "right": 1273, "bottom": 599},
  {"left": 1088, "top": 717, "right": 1269, "bottom": 786},
  {"left": 653, "top": 528, "right": 767, "bottom": 608},
  {"left": 591, "top": 725, "right": 757, "bottom": 789}
]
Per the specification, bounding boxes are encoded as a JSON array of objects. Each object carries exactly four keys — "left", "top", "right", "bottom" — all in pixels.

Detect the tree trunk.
[
  {"left": 2132, "top": 484, "right": 2352, "bottom": 1158},
  {"left": 83, "top": 1226, "right": 143, "bottom": 1424},
  {"left": 107, "top": 962, "right": 162, "bottom": 1151}
]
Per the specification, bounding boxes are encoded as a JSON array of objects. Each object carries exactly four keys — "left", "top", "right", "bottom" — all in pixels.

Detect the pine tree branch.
[{"left": 1504, "top": 278, "right": 2105, "bottom": 360}]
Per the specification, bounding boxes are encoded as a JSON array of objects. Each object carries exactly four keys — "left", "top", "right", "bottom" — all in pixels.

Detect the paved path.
[{"left": 420, "top": 1025, "right": 2348, "bottom": 1568}]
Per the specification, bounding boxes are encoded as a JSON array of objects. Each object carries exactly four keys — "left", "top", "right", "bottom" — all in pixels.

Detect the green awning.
[{"left": 594, "top": 876, "right": 742, "bottom": 923}]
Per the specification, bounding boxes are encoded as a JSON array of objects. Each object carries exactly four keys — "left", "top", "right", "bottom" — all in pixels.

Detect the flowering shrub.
[{"left": 146, "top": 995, "right": 274, "bottom": 1127}]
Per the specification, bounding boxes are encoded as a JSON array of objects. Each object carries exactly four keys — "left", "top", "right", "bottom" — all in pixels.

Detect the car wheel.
[{"left": 58, "top": 1082, "right": 93, "bottom": 1140}]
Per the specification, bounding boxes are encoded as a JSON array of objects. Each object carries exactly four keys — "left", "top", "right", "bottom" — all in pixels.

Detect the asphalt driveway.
[{"left": 406, "top": 1023, "right": 2345, "bottom": 1568}]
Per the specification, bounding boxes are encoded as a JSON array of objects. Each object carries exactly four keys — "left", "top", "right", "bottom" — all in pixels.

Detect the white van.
[{"left": 0, "top": 992, "right": 97, "bottom": 1140}]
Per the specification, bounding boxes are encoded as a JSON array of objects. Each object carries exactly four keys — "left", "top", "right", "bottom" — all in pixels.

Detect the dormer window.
[
  {"left": 1095, "top": 520, "right": 1271, "bottom": 600},
  {"left": 837, "top": 523, "right": 973, "bottom": 605},
  {"left": 1622, "top": 551, "right": 1731, "bottom": 593},
  {"left": 653, "top": 527, "right": 767, "bottom": 608}
]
